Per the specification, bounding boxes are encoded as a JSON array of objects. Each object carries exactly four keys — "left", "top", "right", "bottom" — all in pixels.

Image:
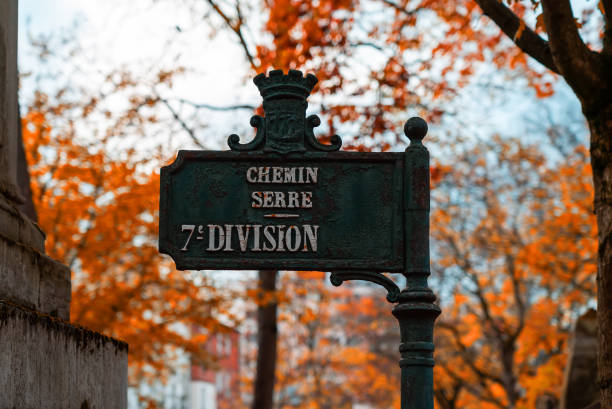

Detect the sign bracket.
[{"left": 330, "top": 271, "right": 401, "bottom": 303}]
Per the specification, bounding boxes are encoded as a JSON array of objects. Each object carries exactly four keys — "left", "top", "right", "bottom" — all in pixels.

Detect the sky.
[
  {"left": 18, "top": 0, "right": 260, "bottom": 121},
  {"left": 17, "top": 0, "right": 269, "bottom": 284}
]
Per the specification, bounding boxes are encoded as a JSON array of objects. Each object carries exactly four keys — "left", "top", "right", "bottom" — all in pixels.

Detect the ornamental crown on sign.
[
  {"left": 227, "top": 69, "right": 342, "bottom": 154},
  {"left": 253, "top": 69, "right": 318, "bottom": 101}
]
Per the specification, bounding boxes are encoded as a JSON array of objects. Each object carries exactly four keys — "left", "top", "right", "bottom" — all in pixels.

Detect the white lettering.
[
  {"left": 252, "top": 225, "right": 261, "bottom": 251},
  {"left": 263, "top": 191, "right": 274, "bottom": 207},
  {"left": 224, "top": 225, "right": 234, "bottom": 251},
  {"left": 250, "top": 191, "right": 313, "bottom": 208},
  {"left": 306, "top": 167, "right": 318, "bottom": 184},
  {"left": 258, "top": 167, "right": 270, "bottom": 183},
  {"left": 246, "top": 167, "right": 258, "bottom": 183},
  {"left": 251, "top": 191, "right": 263, "bottom": 208},
  {"left": 272, "top": 167, "right": 283, "bottom": 183},
  {"left": 181, "top": 224, "right": 196, "bottom": 251},
  {"left": 301, "top": 191, "right": 313, "bottom": 208},
  {"left": 276, "top": 225, "right": 286, "bottom": 251},
  {"left": 286, "top": 226, "right": 301, "bottom": 251},
  {"left": 263, "top": 225, "right": 276, "bottom": 251},
  {"left": 274, "top": 192, "right": 286, "bottom": 208},
  {"left": 284, "top": 168, "right": 296, "bottom": 183},
  {"left": 303, "top": 225, "right": 318, "bottom": 251},
  {"left": 247, "top": 167, "right": 318, "bottom": 184},
  {"left": 236, "top": 225, "right": 251, "bottom": 252},
  {"left": 207, "top": 225, "right": 225, "bottom": 251},
  {"left": 288, "top": 192, "right": 300, "bottom": 208},
  {"left": 202, "top": 224, "right": 318, "bottom": 253}
]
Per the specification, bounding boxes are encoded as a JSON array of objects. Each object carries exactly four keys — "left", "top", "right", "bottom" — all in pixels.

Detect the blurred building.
[
  {"left": 191, "top": 326, "right": 241, "bottom": 409},
  {"left": 128, "top": 325, "right": 240, "bottom": 409}
]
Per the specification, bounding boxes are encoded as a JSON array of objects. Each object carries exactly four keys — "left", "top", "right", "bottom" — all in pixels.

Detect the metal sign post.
[{"left": 159, "top": 69, "right": 440, "bottom": 409}]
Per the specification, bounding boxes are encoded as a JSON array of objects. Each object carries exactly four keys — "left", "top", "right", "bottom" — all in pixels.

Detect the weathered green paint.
[
  {"left": 397, "top": 118, "right": 440, "bottom": 409},
  {"left": 159, "top": 151, "right": 404, "bottom": 271},
  {"left": 158, "top": 69, "right": 440, "bottom": 409}
]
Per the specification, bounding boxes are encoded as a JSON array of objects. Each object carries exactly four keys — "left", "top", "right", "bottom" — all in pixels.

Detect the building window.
[
  {"left": 225, "top": 372, "right": 232, "bottom": 398},
  {"left": 225, "top": 337, "right": 232, "bottom": 355},
  {"left": 215, "top": 372, "right": 223, "bottom": 391},
  {"left": 217, "top": 335, "right": 223, "bottom": 355}
]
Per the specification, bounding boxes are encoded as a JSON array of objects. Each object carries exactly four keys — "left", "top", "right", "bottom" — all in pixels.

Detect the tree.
[
  {"left": 152, "top": 2, "right": 606, "bottom": 407},
  {"left": 431, "top": 135, "right": 597, "bottom": 409},
  {"left": 406, "top": 0, "right": 611, "bottom": 404},
  {"left": 269, "top": 271, "right": 400, "bottom": 409},
  {"left": 252, "top": 270, "right": 279, "bottom": 409},
  {"left": 238, "top": 0, "right": 608, "bottom": 405},
  {"left": 467, "top": 3, "right": 612, "bottom": 406},
  {"left": 21, "top": 103, "right": 238, "bottom": 407}
]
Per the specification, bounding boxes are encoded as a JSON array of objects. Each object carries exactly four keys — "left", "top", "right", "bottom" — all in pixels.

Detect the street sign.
[
  {"left": 158, "top": 69, "right": 439, "bottom": 409},
  {"left": 159, "top": 151, "right": 405, "bottom": 271},
  {"left": 159, "top": 69, "right": 429, "bottom": 273}
]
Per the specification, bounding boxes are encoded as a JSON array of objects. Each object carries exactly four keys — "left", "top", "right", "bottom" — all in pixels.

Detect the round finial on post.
[{"left": 404, "top": 117, "right": 428, "bottom": 146}]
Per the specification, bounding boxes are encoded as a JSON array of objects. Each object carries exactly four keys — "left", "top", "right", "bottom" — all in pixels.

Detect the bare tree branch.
[
  {"left": 206, "top": 0, "right": 258, "bottom": 71},
  {"left": 473, "top": 0, "right": 559, "bottom": 74},
  {"left": 540, "top": 0, "right": 603, "bottom": 100},
  {"left": 159, "top": 98, "right": 206, "bottom": 149},
  {"left": 349, "top": 41, "right": 385, "bottom": 51},
  {"left": 380, "top": 0, "right": 416, "bottom": 17},
  {"left": 437, "top": 322, "right": 507, "bottom": 393},
  {"left": 174, "top": 97, "right": 256, "bottom": 111},
  {"left": 441, "top": 365, "right": 506, "bottom": 409},
  {"left": 506, "top": 255, "right": 526, "bottom": 343},
  {"left": 603, "top": 0, "right": 612, "bottom": 57}
]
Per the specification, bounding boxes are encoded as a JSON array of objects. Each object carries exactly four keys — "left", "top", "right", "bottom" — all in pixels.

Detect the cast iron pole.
[
  {"left": 396, "top": 117, "right": 440, "bottom": 409},
  {"left": 330, "top": 117, "right": 440, "bottom": 409}
]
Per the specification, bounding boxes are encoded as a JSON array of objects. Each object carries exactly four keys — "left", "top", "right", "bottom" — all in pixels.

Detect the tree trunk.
[
  {"left": 589, "top": 102, "right": 612, "bottom": 409},
  {"left": 252, "top": 270, "right": 278, "bottom": 409},
  {"left": 500, "top": 341, "right": 518, "bottom": 409},
  {"left": 434, "top": 388, "right": 460, "bottom": 409}
]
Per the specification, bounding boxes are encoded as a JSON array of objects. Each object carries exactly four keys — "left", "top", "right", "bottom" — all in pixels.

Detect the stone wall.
[
  {"left": 0, "top": 301, "right": 128, "bottom": 409},
  {"left": 0, "top": 228, "right": 71, "bottom": 320}
]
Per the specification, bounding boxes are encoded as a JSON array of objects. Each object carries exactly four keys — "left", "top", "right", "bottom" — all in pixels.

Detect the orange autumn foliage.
[
  {"left": 431, "top": 137, "right": 596, "bottom": 409},
  {"left": 258, "top": 135, "right": 597, "bottom": 409},
  {"left": 21, "top": 108, "right": 236, "bottom": 390},
  {"left": 249, "top": 0, "right": 563, "bottom": 145},
  {"left": 268, "top": 275, "right": 400, "bottom": 409}
]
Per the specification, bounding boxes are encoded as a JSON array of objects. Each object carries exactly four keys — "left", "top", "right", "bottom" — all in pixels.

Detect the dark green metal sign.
[
  {"left": 159, "top": 69, "right": 421, "bottom": 273},
  {"left": 159, "top": 151, "right": 404, "bottom": 271},
  {"left": 159, "top": 69, "right": 440, "bottom": 409}
]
